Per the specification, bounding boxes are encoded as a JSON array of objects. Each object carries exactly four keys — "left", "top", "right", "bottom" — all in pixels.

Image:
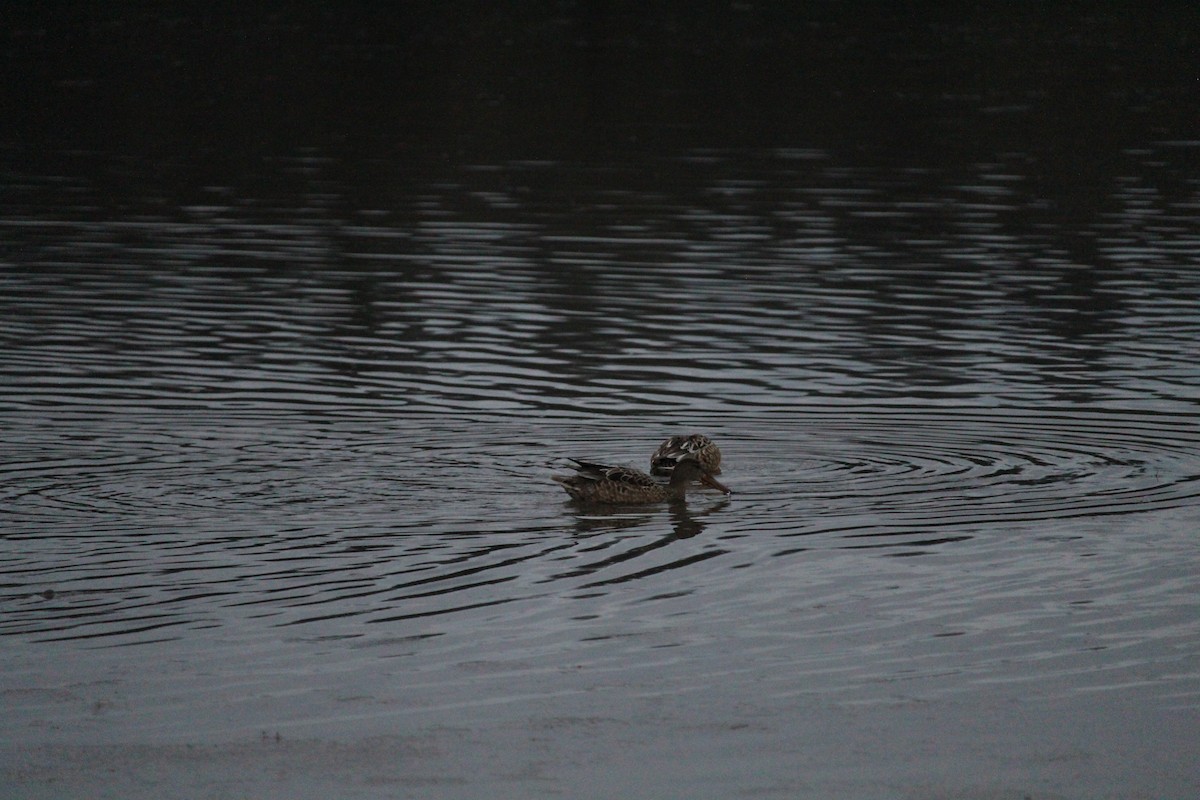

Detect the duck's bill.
[{"left": 699, "top": 472, "right": 732, "bottom": 495}]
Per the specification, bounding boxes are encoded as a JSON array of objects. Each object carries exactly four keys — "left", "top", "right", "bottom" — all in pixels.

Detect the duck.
[
  {"left": 650, "top": 434, "right": 722, "bottom": 477},
  {"left": 553, "top": 452, "right": 731, "bottom": 504}
]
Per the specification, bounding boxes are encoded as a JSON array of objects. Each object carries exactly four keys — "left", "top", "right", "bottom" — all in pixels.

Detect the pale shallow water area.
[{"left": 3, "top": 6, "right": 1200, "bottom": 799}]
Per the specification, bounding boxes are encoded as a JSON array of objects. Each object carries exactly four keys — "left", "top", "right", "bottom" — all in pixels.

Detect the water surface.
[{"left": 2, "top": 5, "right": 1199, "bottom": 799}]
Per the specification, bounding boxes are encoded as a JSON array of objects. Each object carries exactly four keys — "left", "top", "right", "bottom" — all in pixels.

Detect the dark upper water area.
[
  {"left": 2, "top": 4, "right": 1199, "bottom": 799},
  {"left": 4, "top": 3, "right": 1198, "bottom": 413},
  {"left": 5, "top": 4, "right": 1198, "bottom": 181}
]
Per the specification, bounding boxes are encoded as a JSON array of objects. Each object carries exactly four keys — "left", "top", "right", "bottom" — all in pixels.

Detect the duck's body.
[
  {"left": 553, "top": 455, "right": 730, "bottom": 504},
  {"left": 650, "top": 434, "right": 722, "bottom": 477}
]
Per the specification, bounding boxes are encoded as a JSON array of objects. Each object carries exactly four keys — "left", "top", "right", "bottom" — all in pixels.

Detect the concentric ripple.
[
  {"left": 731, "top": 408, "right": 1200, "bottom": 536},
  {"left": 2, "top": 405, "right": 1197, "bottom": 655}
]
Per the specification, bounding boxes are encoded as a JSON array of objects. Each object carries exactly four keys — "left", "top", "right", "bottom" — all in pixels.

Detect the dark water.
[{"left": 3, "top": 5, "right": 1199, "bottom": 798}]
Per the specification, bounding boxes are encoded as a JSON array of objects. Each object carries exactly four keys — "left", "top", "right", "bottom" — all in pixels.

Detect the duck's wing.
[{"left": 566, "top": 459, "right": 659, "bottom": 488}]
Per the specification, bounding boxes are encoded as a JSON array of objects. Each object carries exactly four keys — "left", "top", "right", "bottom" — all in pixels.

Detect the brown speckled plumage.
[
  {"left": 650, "top": 434, "right": 722, "bottom": 476},
  {"left": 553, "top": 453, "right": 729, "bottom": 504}
]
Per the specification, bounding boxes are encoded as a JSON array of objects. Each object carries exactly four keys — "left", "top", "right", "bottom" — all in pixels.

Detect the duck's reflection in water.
[{"left": 554, "top": 498, "right": 731, "bottom": 585}]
